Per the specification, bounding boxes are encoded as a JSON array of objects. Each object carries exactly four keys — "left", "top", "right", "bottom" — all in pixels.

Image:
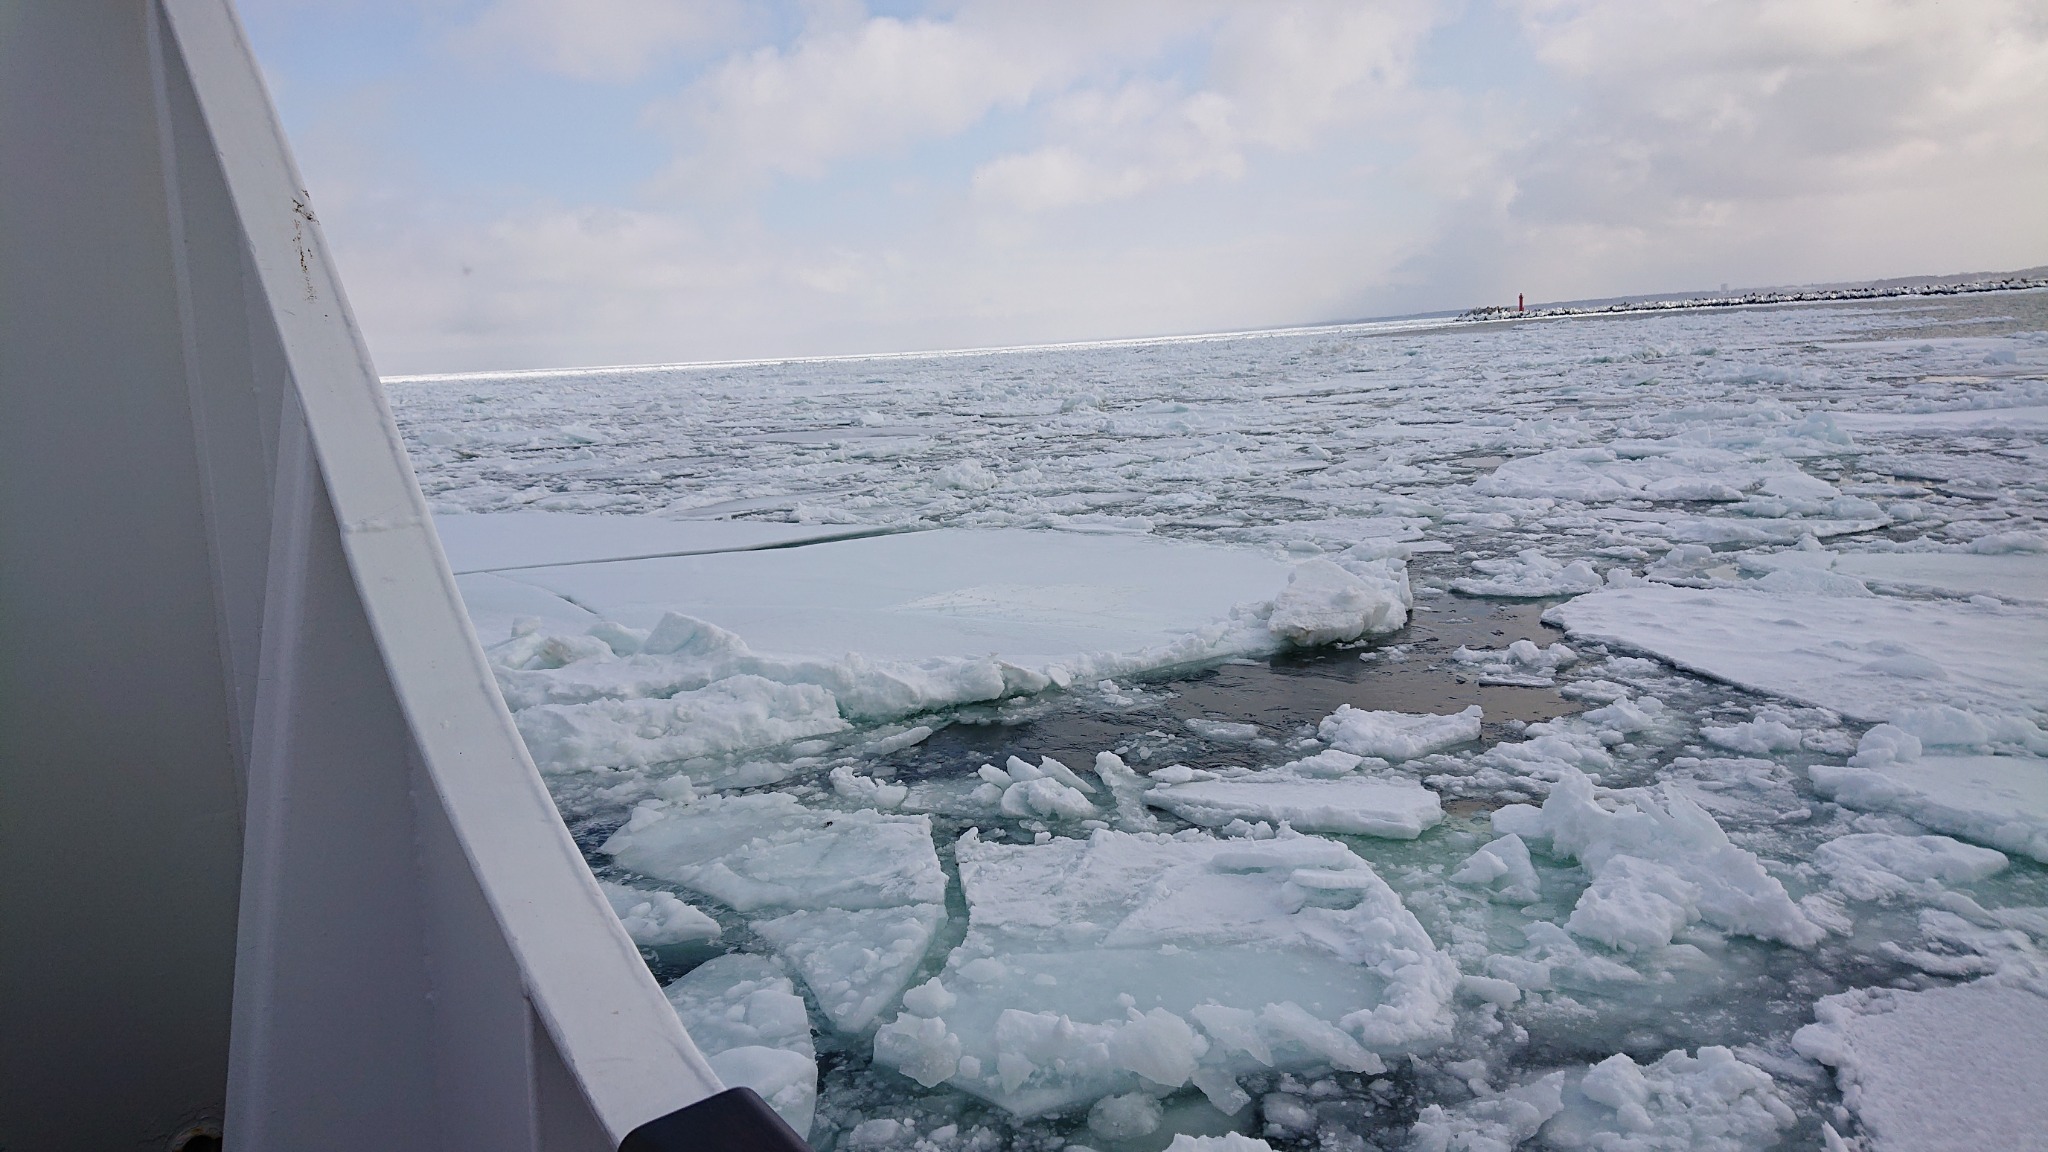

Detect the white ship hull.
[{"left": 0, "top": 4, "right": 787, "bottom": 1149}]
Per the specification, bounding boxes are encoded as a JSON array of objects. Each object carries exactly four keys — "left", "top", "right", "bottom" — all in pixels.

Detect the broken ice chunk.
[
  {"left": 1001, "top": 776, "right": 1098, "bottom": 820},
  {"left": 606, "top": 792, "right": 947, "bottom": 1033},
  {"left": 969, "top": 756, "right": 1101, "bottom": 820},
  {"left": 870, "top": 827, "right": 1457, "bottom": 1116},
  {"left": 1266, "top": 557, "right": 1411, "bottom": 645},
  {"left": 1753, "top": 566, "right": 1874, "bottom": 597},
  {"left": 1019, "top": 755, "right": 1097, "bottom": 793},
  {"left": 1090, "top": 751, "right": 1162, "bottom": 831},
  {"left": 901, "top": 977, "right": 957, "bottom": 1017},
  {"left": 1811, "top": 751, "right": 2048, "bottom": 863},
  {"left": 1494, "top": 766, "right": 1823, "bottom": 950},
  {"left": 488, "top": 627, "right": 616, "bottom": 671},
  {"left": 1189, "top": 1065, "right": 1252, "bottom": 1115},
  {"left": 1813, "top": 832, "right": 2007, "bottom": 901},
  {"left": 1567, "top": 855, "right": 1703, "bottom": 953},
  {"left": 830, "top": 764, "right": 909, "bottom": 810},
  {"left": 1144, "top": 775, "right": 1444, "bottom": 839},
  {"left": 1186, "top": 717, "right": 1264, "bottom": 742},
  {"left": 514, "top": 674, "right": 850, "bottom": 772},
  {"left": 1274, "top": 749, "right": 1366, "bottom": 777},
  {"left": 1318, "top": 705, "right": 1482, "bottom": 761},
  {"left": 1451, "top": 640, "right": 1578, "bottom": 686},
  {"left": 1448, "top": 834, "right": 1541, "bottom": 904},
  {"left": 663, "top": 954, "right": 817, "bottom": 1137},
  {"left": 1700, "top": 715, "right": 1806, "bottom": 755},
  {"left": 599, "top": 880, "right": 722, "bottom": 946},
  {"left": 1482, "top": 921, "right": 1644, "bottom": 994},
  {"left": 1409, "top": 1071, "right": 1564, "bottom": 1152},
  {"left": 1164, "top": 1136, "right": 1274, "bottom": 1152},
  {"left": 1088, "top": 1091, "right": 1164, "bottom": 1139},
  {"left": 1541, "top": 1047, "right": 1795, "bottom": 1151},
  {"left": 1451, "top": 549, "right": 1603, "bottom": 598},
  {"left": 754, "top": 905, "right": 946, "bottom": 1032},
  {"left": 603, "top": 792, "right": 945, "bottom": 912},
  {"left": 1472, "top": 446, "right": 1788, "bottom": 506},
  {"left": 873, "top": 1010, "right": 964, "bottom": 1088}
]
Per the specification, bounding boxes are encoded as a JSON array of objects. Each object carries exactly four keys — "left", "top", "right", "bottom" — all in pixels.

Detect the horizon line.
[
  {"left": 381, "top": 311, "right": 1462, "bottom": 385},
  {"left": 383, "top": 264, "right": 2048, "bottom": 386}
]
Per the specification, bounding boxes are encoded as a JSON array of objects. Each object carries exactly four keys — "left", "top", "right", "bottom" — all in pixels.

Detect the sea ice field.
[{"left": 394, "top": 291, "right": 2048, "bottom": 1151}]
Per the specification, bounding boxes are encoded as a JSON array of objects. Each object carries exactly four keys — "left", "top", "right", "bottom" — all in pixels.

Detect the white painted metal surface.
[{"left": 0, "top": 3, "right": 722, "bottom": 1148}]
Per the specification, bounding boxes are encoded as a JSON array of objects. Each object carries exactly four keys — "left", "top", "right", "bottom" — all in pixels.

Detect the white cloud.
[
  {"left": 1208, "top": 0, "right": 1436, "bottom": 147},
  {"left": 1389, "top": 0, "right": 2048, "bottom": 302},
  {"left": 971, "top": 84, "right": 1242, "bottom": 211},
  {"left": 268, "top": 0, "right": 2048, "bottom": 372},
  {"left": 649, "top": 14, "right": 1054, "bottom": 184},
  {"left": 971, "top": 1, "right": 1441, "bottom": 212},
  {"left": 1514, "top": 0, "right": 2048, "bottom": 207},
  {"left": 450, "top": 0, "right": 748, "bottom": 81}
]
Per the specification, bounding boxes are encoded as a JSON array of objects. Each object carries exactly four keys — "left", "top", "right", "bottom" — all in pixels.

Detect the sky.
[{"left": 237, "top": 0, "right": 2048, "bottom": 375}]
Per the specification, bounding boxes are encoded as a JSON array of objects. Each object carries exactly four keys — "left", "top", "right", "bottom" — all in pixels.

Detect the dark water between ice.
[{"left": 921, "top": 593, "right": 1576, "bottom": 784}]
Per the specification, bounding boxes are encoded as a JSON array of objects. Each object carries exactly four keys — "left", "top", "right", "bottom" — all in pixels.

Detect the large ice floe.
[
  {"left": 400, "top": 294, "right": 2048, "bottom": 1148},
  {"left": 1544, "top": 586, "right": 2048, "bottom": 723},
  {"left": 1811, "top": 746, "right": 2048, "bottom": 863},
  {"left": 460, "top": 523, "right": 1412, "bottom": 776},
  {"left": 1792, "top": 975, "right": 2048, "bottom": 1151},
  {"left": 872, "top": 827, "right": 1458, "bottom": 1116}
]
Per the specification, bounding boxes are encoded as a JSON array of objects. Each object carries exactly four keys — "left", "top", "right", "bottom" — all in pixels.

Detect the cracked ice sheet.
[
  {"left": 664, "top": 954, "right": 818, "bottom": 1137},
  {"left": 1144, "top": 775, "right": 1444, "bottom": 839},
  {"left": 471, "top": 528, "right": 1410, "bottom": 769},
  {"left": 1793, "top": 977, "right": 2048, "bottom": 1152},
  {"left": 434, "top": 510, "right": 892, "bottom": 574},
  {"left": 1810, "top": 754, "right": 2048, "bottom": 862},
  {"left": 871, "top": 827, "right": 1457, "bottom": 1117},
  {"left": 1544, "top": 586, "right": 2048, "bottom": 723},
  {"left": 1828, "top": 404, "right": 2048, "bottom": 436},
  {"left": 1743, "top": 549, "right": 2048, "bottom": 604},
  {"left": 479, "top": 527, "right": 1297, "bottom": 665},
  {"left": 604, "top": 793, "right": 946, "bottom": 1033},
  {"left": 1471, "top": 444, "right": 1842, "bottom": 504}
]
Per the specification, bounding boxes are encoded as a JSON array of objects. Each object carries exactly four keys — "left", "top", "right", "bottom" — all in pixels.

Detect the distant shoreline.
[
  {"left": 1457, "top": 274, "right": 2048, "bottom": 324},
  {"left": 385, "top": 274, "right": 2048, "bottom": 385}
]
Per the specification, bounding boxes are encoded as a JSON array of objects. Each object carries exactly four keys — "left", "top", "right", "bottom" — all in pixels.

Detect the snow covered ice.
[
  {"left": 872, "top": 827, "right": 1458, "bottom": 1116},
  {"left": 603, "top": 792, "right": 950, "bottom": 1034},
  {"left": 1544, "top": 586, "right": 2048, "bottom": 723},
  {"left": 1319, "top": 705, "right": 1483, "bottom": 761},
  {"left": 664, "top": 953, "right": 820, "bottom": 1135},
  {"left": 394, "top": 290, "right": 2048, "bottom": 1148},
  {"left": 1492, "top": 765, "right": 1824, "bottom": 952},
  {"left": 1144, "top": 773, "right": 1445, "bottom": 839},
  {"left": 1792, "top": 976, "right": 2048, "bottom": 1151},
  {"left": 1811, "top": 751, "right": 2048, "bottom": 863}
]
